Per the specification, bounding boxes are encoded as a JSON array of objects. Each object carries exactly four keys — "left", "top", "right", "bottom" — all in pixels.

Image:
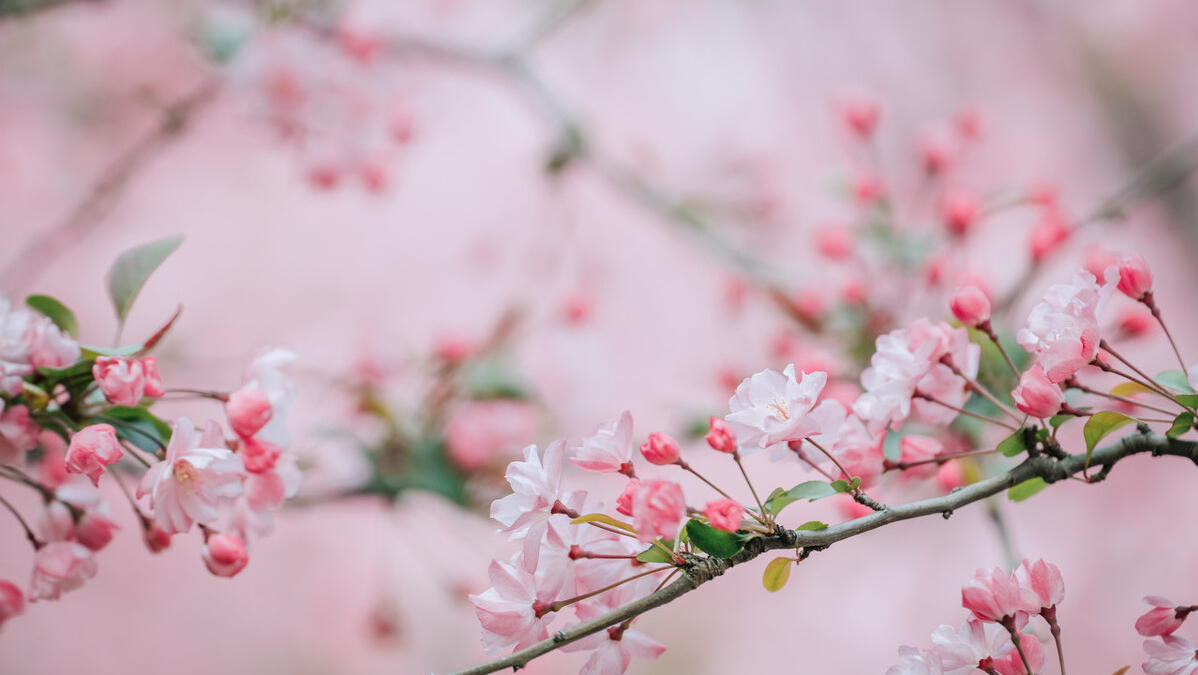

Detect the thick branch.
[{"left": 441, "top": 431, "right": 1198, "bottom": 675}]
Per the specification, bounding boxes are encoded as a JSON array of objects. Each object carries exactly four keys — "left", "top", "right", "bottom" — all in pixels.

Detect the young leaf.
[
  {"left": 26, "top": 295, "right": 78, "bottom": 338},
  {"left": 685, "top": 519, "right": 747, "bottom": 558},
  {"left": 1048, "top": 414, "right": 1072, "bottom": 430},
  {"left": 1167, "top": 412, "right": 1195, "bottom": 439},
  {"left": 106, "top": 235, "right": 184, "bottom": 327},
  {"left": 635, "top": 539, "right": 676, "bottom": 564},
  {"left": 996, "top": 429, "right": 1027, "bottom": 458},
  {"left": 1110, "top": 381, "right": 1158, "bottom": 397},
  {"left": 830, "top": 479, "right": 849, "bottom": 493},
  {"left": 1155, "top": 370, "right": 1195, "bottom": 394},
  {"left": 1176, "top": 394, "right": 1198, "bottom": 410},
  {"left": 571, "top": 513, "right": 636, "bottom": 533},
  {"left": 1083, "top": 411, "right": 1135, "bottom": 467},
  {"left": 762, "top": 557, "right": 792, "bottom": 592},
  {"left": 764, "top": 481, "right": 839, "bottom": 515},
  {"left": 1008, "top": 477, "right": 1048, "bottom": 502},
  {"left": 796, "top": 520, "right": 828, "bottom": 531}
]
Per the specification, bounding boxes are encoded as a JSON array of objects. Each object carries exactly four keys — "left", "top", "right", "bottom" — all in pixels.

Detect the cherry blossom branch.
[
  {"left": 440, "top": 430, "right": 1198, "bottom": 675},
  {"left": 0, "top": 79, "right": 219, "bottom": 292}
]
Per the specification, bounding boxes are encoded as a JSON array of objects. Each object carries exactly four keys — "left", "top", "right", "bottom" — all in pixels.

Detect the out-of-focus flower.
[
  {"left": 445, "top": 399, "right": 537, "bottom": 470},
  {"left": 29, "top": 541, "right": 97, "bottom": 602},
  {"left": 226, "top": 388, "right": 273, "bottom": 440},
  {"left": 631, "top": 480, "right": 685, "bottom": 542},
  {"left": 1012, "top": 365, "right": 1064, "bottom": 419},
  {"left": 705, "top": 417, "right": 737, "bottom": 454},
  {"left": 202, "top": 533, "right": 250, "bottom": 578},
  {"left": 950, "top": 286, "right": 991, "bottom": 328},
  {"left": 885, "top": 646, "right": 943, "bottom": 675},
  {"left": 93, "top": 356, "right": 157, "bottom": 407},
  {"left": 703, "top": 498, "right": 743, "bottom": 533},
  {"left": 615, "top": 478, "right": 640, "bottom": 518},
  {"left": 0, "top": 580, "right": 23, "bottom": 628},
  {"left": 940, "top": 187, "right": 980, "bottom": 236}
]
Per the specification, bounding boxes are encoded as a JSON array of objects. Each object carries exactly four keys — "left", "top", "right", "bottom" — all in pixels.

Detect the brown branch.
[
  {"left": 0, "top": 79, "right": 220, "bottom": 292},
  {"left": 440, "top": 430, "right": 1198, "bottom": 675}
]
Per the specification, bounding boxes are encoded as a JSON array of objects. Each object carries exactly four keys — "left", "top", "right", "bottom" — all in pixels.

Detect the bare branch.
[{"left": 440, "top": 430, "right": 1198, "bottom": 675}]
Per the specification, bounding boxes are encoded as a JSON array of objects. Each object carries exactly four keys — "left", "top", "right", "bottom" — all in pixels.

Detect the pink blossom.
[
  {"left": 64, "top": 424, "right": 123, "bottom": 486},
  {"left": 726, "top": 365, "right": 827, "bottom": 455},
  {"left": 38, "top": 500, "right": 74, "bottom": 543},
  {"left": 930, "top": 620, "right": 1015, "bottom": 675},
  {"left": 991, "top": 632, "right": 1044, "bottom": 675},
  {"left": 143, "top": 523, "right": 171, "bottom": 553},
  {"left": 815, "top": 224, "right": 856, "bottom": 260},
  {"left": 469, "top": 559, "right": 555, "bottom": 656},
  {"left": 631, "top": 480, "right": 686, "bottom": 542},
  {"left": 137, "top": 418, "right": 246, "bottom": 535},
  {"left": 0, "top": 360, "right": 32, "bottom": 397},
  {"left": 1017, "top": 268, "right": 1116, "bottom": 383},
  {"left": 898, "top": 435, "right": 943, "bottom": 480},
  {"left": 238, "top": 436, "right": 281, "bottom": 474},
  {"left": 1012, "top": 364, "right": 1064, "bottom": 418},
  {"left": 885, "top": 646, "right": 943, "bottom": 675},
  {"left": 0, "top": 404, "right": 39, "bottom": 464},
  {"left": 1013, "top": 558, "right": 1064, "bottom": 613},
  {"left": 227, "top": 453, "right": 302, "bottom": 544},
  {"left": 491, "top": 440, "right": 571, "bottom": 572},
  {"left": 1117, "top": 255, "right": 1153, "bottom": 300},
  {"left": 571, "top": 411, "right": 635, "bottom": 475},
  {"left": 29, "top": 541, "right": 97, "bottom": 602},
  {"left": 615, "top": 478, "right": 640, "bottom": 518},
  {"left": 203, "top": 533, "right": 250, "bottom": 578},
  {"left": 920, "top": 134, "right": 954, "bottom": 175},
  {"left": 562, "top": 587, "right": 666, "bottom": 675},
  {"left": 838, "top": 94, "right": 880, "bottom": 138},
  {"left": 1137, "top": 597, "right": 1195, "bottom": 637},
  {"left": 703, "top": 498, "right": 743, "bottom": 533},
  {"left": 0, "top": 303, "right": 80, "bottom": 369},
  {"left": 93, "top": 356, "right": 155, "bottom": 406},
  {"left": 541, "top": 515, "right": 641, "bottom": 597},
  {"left": 936, "top": 460, "right": 967, "bottom": 492},
  {"left": 1029, "top": 206, "right": 1071, "bottom": 263},
  {"left": 962, "top": 566, "right": 1023, "bottom": 623},
  {"left": 0, "top": 580, "right": 23, "bottom": 628},
  {"left": 445, "top": 400, "right": 537, "bottom": 470},
  {"left": 141, "top": 356, "right": 165, "bottom": 397},
  {"left": 226, "top": 388, "right": 273, "bottom": 440},
  {"left": 1144, "top": 635, "right": 1198, "bottom": 675},
  {"left": 233, "top": 347, "right": 297, "bottom": 448},
  {"left": 640, "top": 432, "right": 680, "bottom": 466},
  {"left": 705, "top": 417, "right": 737, "bottom": 453},
  {"left": 950, "top": 286, "right": 991, "bottom": 327}
]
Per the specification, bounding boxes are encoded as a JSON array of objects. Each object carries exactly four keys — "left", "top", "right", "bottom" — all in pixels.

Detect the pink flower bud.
[
  {"left": 640, "top": 432, "right": 680, "bottom": 466},
  {"left": 92, "top": 356, "right": 148, "bottom": 407},
  {"left": 838, "top": 95, "right": 880, "bottom": 138},
  {"left": 202, "top": 533, "right": 249, "bottom": 578},
  {"left": 75, "top": 509, "right": 119, "bottom": 552},
  {"left": 936, "top": 460, "right": 967, "bottom": 492},
  {"left": 631, "top": 480, "right": 686, "bottom": 542},
  {"left": 950, "top": 286, "right": 992, "bottom": 327},
  {"left": 920, "top": 134, "right": 953, "bottom": 175},
  {"left": 238, "top": 436, "right": 281, "bottom": 474},
  {"left": 1116, "top": 255, "right": 1153, "bottom": 300},
  {"left": 0, "top": 580, "right": 23, "bottom": 628},
  {"left": 1029, "top": 207, "right": 1071, "bottom": 263},
  {"left": 1012, "top": 365, "right": 1064, "bottom": 419},
  {"left": 703, "top": 498, "right": 743, "bottom": 533},
  {"left": 141, "top": 356, "right": 165, "bottom": 398},
  {"left": 1137, "top": 597, "right": 1193, "bottom": 637},
  {"left": 29, "top": 542, "right": 96, "bottom": 602},
  {"left": 64, "top": 424, "right": 123, "bottom": 486},
  {"left": 705, "top": 417, "right": 737, "bottom": 454},
  {"left": 962, "top": 566, "right": 1023, "bottom": 623},
  {"left": 615, "top": 478, "right": 640, "bottom": 518},
  {"left": 815, "top": 225, "right": 856, "bottom": 260},
  {"left": 940, "top": 187, "right": 980, "bottom": 236},
  {"left": 226, "top": 388, "right": 273, "bottom": 439},
  {"left": 852, "top": 170, "right": 882, "bottom": 205},
  {"left": 143, "top": 523, "right": 171, "bottom": 553}
]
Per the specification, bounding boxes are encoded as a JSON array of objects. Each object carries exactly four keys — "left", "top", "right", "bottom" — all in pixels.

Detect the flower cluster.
[{"left": 1137, "top": 596, "right": 1198, "bottom": 675}]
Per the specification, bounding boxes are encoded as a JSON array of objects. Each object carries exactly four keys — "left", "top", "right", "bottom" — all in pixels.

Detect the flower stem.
[
  {"left": 915, "top": 390, "right": 1020, "bottom": 432},
  {"left": 0, "top": 492, "right": 43, "bottom": 549},
  {"left": 548, "top": 565, "right": 672, "bottom": 612}
]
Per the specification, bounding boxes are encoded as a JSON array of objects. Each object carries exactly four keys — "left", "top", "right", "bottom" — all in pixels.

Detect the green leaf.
[
  {"left": 1177, "top": 395, "right": 1198, "bottom": 409},
  {"left": 764, "top": 480, "right": 839, "bottom": 515},
  {"left": 26, "top": 295, "right": 78, "bottom": 338},
  {"left": 635, "top": 539, "right": 676, "bottom": 564},
  {"left": 106, "top": 235, "right": 184, "bottom": 327},
  {"left": 997, "top": 429, "right": 1027, "bottom": 458},
  {"left": 796, "top": 520, "right": 828, "bottom": 531},
  {"left": 1008, "top": 477, "right": 1049, "bottom": 502},
  {"left": 1048, "top": 414, "right": 1072, "bottom": 430},
  {"left": 1083, "top": 411, "right": 1135, "bottom": 467},
  {"left": 20, "top": 381, "right": 50, "bottom": 411},
  {"left": 1110, "top": 381, "right": 1158, "bottom": 397},
  {"left": 572, "top": 513, "right": 636, "bottom": 533},
  {"left": 79, "top": 343, "right": 143, "bottom": 359},
  {"left": 1167, "top": 412, "right": 1195, "bottom": 439},
  {"left": 685, "top": 519, "right": 747, "bottom": 558},
  {"left": 1156, "top": 370, "right": 1195, "bottom": 394},
  {"left": 99, "top": 406, "right": 173, "bottom": 454},
  {"left": 762, "top": 557, "right": 792, "bottom": 592},
  {"left": 882, "top": 431, "right": 903, "bottom": 462}
]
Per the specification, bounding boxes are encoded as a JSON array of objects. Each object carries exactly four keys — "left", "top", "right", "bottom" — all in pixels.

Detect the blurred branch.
[
  {"left": 441, "top": 430, "right": 1198, "bottom": 675},
  {"left": 0, "top": 80, "right": 220, "bottom": 292},
  {"left": 0, "top": 0, "right": 100, "bottom": 20}
]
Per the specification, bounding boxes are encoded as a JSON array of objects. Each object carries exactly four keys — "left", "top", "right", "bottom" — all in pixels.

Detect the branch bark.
[{"left": 441, "top": 430, "right": 1198, "bottom": 675}]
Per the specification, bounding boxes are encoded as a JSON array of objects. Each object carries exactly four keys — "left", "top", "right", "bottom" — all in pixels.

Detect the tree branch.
[{"left": 440, "top": 430, "right": 1198, "bottom": 675}]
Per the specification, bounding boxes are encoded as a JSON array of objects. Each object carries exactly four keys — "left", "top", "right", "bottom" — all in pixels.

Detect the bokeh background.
[{"left": 2, "top": 0, "right": 1198, "bottom": 673}]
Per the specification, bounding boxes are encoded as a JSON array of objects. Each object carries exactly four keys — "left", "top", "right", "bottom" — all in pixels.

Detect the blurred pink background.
[{"left": 2, "top": 1, "right": 1198, "bottom": 673}]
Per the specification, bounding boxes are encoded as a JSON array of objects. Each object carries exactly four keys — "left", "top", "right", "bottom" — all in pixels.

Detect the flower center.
[
  {"left": 173, "top": 460, "right": 205, "bottom": 495},
  {"left": 766, "top": 396, "right": 790, "bottom": 420}
]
